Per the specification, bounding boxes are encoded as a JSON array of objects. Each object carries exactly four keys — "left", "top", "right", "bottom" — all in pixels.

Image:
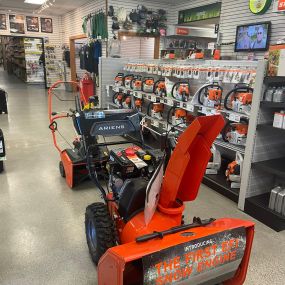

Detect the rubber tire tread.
[{"left": 85, "top": 202, "right": 117, "bottom": 265}]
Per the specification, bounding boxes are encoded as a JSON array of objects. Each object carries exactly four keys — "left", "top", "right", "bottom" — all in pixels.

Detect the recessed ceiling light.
[{"left": 24, "top": 0, "right": 46, "bottom": 4}]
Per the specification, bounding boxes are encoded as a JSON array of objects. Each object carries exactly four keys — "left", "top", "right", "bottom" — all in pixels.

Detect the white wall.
[{"left": 0, "top": 11, "right": 62, "bottom": 49}]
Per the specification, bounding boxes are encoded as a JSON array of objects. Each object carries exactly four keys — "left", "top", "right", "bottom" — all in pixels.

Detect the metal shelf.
[
  {"left": 264, "top": 76, "right": 285, "bottom": 85},
  {"left": 252, "top": 157, "right": 285, "bottom": 179},
  {"left": 214, "top": 139, "right": 245, "bottom": 154},
  {"left": 257, "top": 124, "right": 285, "bottom": 132},
  {"left": 260, "top": 101, "right": 285, "bottom": 108}
]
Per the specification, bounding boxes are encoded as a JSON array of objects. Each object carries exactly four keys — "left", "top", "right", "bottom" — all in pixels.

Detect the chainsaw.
[
  {"left": 147, "top": 102, "right": 164, "bottom": 121},
  {"left": 225, "top": 152, "right": 243, "bottom": 188},
  {"left": 142, "top": 77, "right": 155, "bottom": 93},
  {"left": 153, "top": 79, "right": 167, "bottom": 97},
  {"left": 167, "top": 107, "right": 195, "bottom": 128},
  {"left": 130, "top": 76, "right": 143, "bottom": 91},
  {"left": 222, "top": 118, "right": 248, "bottom": 146},
  {"left": 123, "top": 74, "right": 134, "bottom": 89},
  {"left": 198, "top": 83, "right": 223, "bottom": 109},
  {"left": 206, "top": 145, "right": 221, "bottom": 175},
  {"left": 113, "top": 92, "right": 124, "bottom": 108},
  {"left": 172, "top": 82, "right": 191, "bottom": 102},
  {"left": 224, "top": 85, "right": 253, "bottom": 115},
  {"left": 114, "top": 73, "right": 124, "bottom": 87}
]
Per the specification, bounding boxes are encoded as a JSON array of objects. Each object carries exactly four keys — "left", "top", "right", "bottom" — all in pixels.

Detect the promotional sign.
[
  {"left": 249, "top": 0, "right": 272, "bottom": 14},
  {"left": 9, "top": 15, "right": 25, "bottom": 34},
  {"left": 143, "top": 227, "right": 246, "bottom": 285},
  {"left": 178, "top": 3, "right": 221, "bottom": 24},
  {"left": 26, "top": 16, "right": 39, "bottom": 32},
  {"left": 0, "top": 14, "right": 7, "bottom": 30},
  {"left": 273, "top": 0, "right": 285, "bottom": 12}
]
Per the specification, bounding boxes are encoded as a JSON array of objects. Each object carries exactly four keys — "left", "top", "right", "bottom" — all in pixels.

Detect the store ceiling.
[{"left": 0, "top": 0, "right": 92, "bottom": 16}]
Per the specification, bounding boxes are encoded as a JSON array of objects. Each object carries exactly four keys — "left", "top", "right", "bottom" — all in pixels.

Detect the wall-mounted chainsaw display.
[
  {"left": 222, "top": 118, "right": 248, "bottom": 146},
  {"left": 198, "top": 83, "right": 223, "bottom": 109}
]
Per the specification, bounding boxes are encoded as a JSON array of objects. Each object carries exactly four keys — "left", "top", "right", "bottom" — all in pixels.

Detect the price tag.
[
  {"left": 134, "top": 92, "right": 142, "bottom": 99},
  {"left": 113, "top": 87, "right": 119, "bottom": 92},
  {"left": 201, "top": 107, "right": 216, "bottom": 116},
  {"left": 229, "top": 113, "right": 241, "bottom": 123},
  {"left": 151, "top": 95, "right": 158, "bottom": 103},
  {"left": 175, "top": 101, "right": 181, "bottom": 108},
  {"left": 185, "top": 103, "right": 194, "bottom": 112},
  {"left": 164, "top": 98, "right": 174, "bottom": 106}
]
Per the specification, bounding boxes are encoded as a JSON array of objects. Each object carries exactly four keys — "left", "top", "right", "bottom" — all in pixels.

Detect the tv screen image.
[{"left": 235, "top": 22, "right": 271, "bottom": 52}]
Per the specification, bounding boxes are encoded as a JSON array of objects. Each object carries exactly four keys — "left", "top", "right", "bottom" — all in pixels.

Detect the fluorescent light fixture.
[{"left": 24, "top": 0, "right": 46, "bottom": 4}]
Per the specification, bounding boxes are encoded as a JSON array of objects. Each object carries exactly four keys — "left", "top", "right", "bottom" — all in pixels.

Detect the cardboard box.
[
  {"left": 268, "top": 45, "right": 285, "bottom": 77},
  {"left": 273, "top": 111, "right": 285, "bottom": 128}
]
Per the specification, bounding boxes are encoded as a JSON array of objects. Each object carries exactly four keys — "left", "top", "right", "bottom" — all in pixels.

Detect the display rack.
[
  {"left": 99, "top": 59, "right": 269, "bottom": 216},
  {"left": 240, "top": 75, "right": 285, "bottom": 231}
]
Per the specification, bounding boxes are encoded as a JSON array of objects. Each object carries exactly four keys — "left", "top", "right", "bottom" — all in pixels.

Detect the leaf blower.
[
  {"left": 130, "top": 76, "right": 143, "bottom": 91},
  {"left": 167, "top": 107, "right": 195, "bottom": 128},
  {"left": 142, "top": 77, "right": 155, "bottom": 93},
  {"left": 226, "top": 152, "right": 243, "bottom": 188},
  {"left": 224, "top": 85, "right": 253, "bottom": 115},
  {"left": 123, "top": 74, "right": 134, "bottom": 89},
  {"left": 206, "top": 145, "right": 221, "bottom": 175},
  {"left": 153, "top": 78, "right": 166, "bottom": 97},
  {"left": 198, "top": 83, "right": 223, "bottom": 109},
  {"left": 172, "top": 81, "right": 191, "bottom": 102},
  {"left": 113, "top": 92, "right": 124, "bottom": 108},
  {"left": 0, "top": 128, "right": 5, "bottom": 173},
  {"left": 222, "top": 118, "right": 248, "bottom": 146},
  {"left": 147, "top": 102, "right": 164, "bottom": 120},
  {"left": 84, "top": 115, "right": 255, "bottom": 285},
  {"left": 114, "top": 73, "right": 124, "bottom": 87}
]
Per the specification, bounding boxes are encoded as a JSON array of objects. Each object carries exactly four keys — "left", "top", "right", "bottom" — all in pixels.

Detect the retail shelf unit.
[
  {"left": 99, "top": 58, "right": 269, "bottom": 216},
  {"left": 240, "top": 75, "right": 285, "bottom": 231}
]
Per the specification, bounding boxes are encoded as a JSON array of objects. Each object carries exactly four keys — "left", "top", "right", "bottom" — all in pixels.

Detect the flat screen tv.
[{"left": 235, "top": 21, "right": 271, "bottom": 52}]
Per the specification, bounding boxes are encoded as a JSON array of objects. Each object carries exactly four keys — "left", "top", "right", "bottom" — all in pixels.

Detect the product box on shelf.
[
  {"left": 268, "top": 45, "right": 285, "bottom": 77},
  {"left": 273, "top": 111, "right": 285, "bottom": 128}
]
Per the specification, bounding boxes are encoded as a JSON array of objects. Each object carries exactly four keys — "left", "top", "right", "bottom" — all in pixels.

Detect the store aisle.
[{"left": 0, "top": 69, "right": 284, "bottom": 285}]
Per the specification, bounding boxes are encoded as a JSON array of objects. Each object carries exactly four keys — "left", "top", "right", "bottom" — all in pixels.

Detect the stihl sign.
[
  {"left": 176, "top": 28, "right": 189, "bottom": 35},
  {"left": 278, "top": 0, "right": 285, "bottom": 11}
]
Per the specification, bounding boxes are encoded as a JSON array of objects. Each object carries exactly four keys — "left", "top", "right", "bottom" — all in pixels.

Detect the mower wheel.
[
  {"left": 59, "top": 161, "right": 65, "bottom": 178},
  {"left": 85, "top": 202, "right": 117, "bottom": 265},
  {"left": 0, "top": 161, "right": 3, "bottom": 173}
]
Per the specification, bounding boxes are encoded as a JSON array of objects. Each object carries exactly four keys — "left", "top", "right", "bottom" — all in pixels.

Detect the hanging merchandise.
[
  {"left": 0, "top": 128, "right": 5, "bottom": 173},
  {"left": 113, "top": 92, "right": 124, "bottom": 108},
  {"left": 225, "top": 152, "right": 243, "bottom": 189},
  {"left": 206, "top": 145, "right": 222, "bottom": 175},
  {"left": 108, "top": 36, "right": 121, "bottom": 58},
  {"left": 0, "top": 88, "right": 8, "bottom": 114},
  {"left": 62, "top": 47, "right": 70, "bottom": 67},
  {"left": 167, "top": 107, "right": 194, "bottom": 128},
  {"left": 172, "top": 82, "right": 191, "bottom": 102},
  {"left": 142, "top": 77, "right": 155, "bottom": 93},
  {"left": 123, "top": 74, "right": 134, "bottom": 89},
  {"left": 129, "top": 9, "right": 140, "bottom": 23},
  {"left": 123, "top": 17, "right": 133, "bottom": 30},
  {"left": 108, "top": 6, "right": 114, "bottom": 17},
  {"left": 224, "top": 85, "right": 253, "bottom": 115},
  {"left": 130, "top": 76, "right": 142, "bottom": 91},
  {"left": 117, "top": 7, "right": 127, "bottom": 23},
  {"left": 122, "top": 95, "right": 132, "bottom": 109},
  {"left": 147, "top": 102, "right": 164, "bottom": 120},
  {"left": 222, "top": 118, "right": 249, "bottom": 146},
  {"left": 153, "top": 79, "right": 166, "bottom": 97},
  {"left": 134, "top": 98, "right": 143, "bottom": 111},
  {"left": 114, "top": 73, "right": 124, "bottom": 87},
  {"left": 198, "top": 83, "right": 223, "bottom": 108}
]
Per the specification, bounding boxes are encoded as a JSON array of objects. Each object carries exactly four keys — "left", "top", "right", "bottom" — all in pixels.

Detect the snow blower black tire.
[
  {"left": 0, "top": 161, "right": 3, "bottom": 173},
  {"left": 85, "top": 202, "right": 117, "bottom": 265},
  {"left": 59, "top": 161, "right": 65, "bottom": 178}
]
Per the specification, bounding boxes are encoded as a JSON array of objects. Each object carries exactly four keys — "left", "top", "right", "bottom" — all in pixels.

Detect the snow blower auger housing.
[{"left": 85, "top": 115, "right": 255, "bottom": 285}]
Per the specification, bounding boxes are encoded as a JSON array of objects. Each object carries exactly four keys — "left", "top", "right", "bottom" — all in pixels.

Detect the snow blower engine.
[
  {"left": 85, "top": 115, "right": 255, "bottom": 285},
  {"left": 224, "top": 85, "right": 253, "bottom": 115},
  {"left": 198, "top": 83, "right": 223, "bottom": 108},
  {"left": 114, "top": 73, "right": 124, "bottom": 87},
  {"left": 142, "top": 77, "right": 155, "bottom": 93},
  {"left": 167, "top": 107, "right": 195, "bottom": 128},
  {"left": 0, "top": 128, "right": 6, "bottom": 173},
  {"left": 147, "top": 102, "right": 164, "bottom": 121},
  {"left": 153, "top": 79, "right": 166, "bottom": 97},
  {"left": 226, "top": 152, "right": 243, "bottom": 188},
  {"left": 172, "top": 81, "right": 191, "bottom": 102},
  {"left": 222, "top": 118, "right": 248, "bottom": 146}
]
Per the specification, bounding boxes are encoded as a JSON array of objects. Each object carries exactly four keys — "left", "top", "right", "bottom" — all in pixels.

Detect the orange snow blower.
[{"left": 85, "top": 115, "right": 255, "bottom": 285}]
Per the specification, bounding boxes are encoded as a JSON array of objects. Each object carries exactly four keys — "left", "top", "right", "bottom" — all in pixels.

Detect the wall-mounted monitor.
[{"left": 235, "top": 21, "right": 271, "bottom": 52}]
